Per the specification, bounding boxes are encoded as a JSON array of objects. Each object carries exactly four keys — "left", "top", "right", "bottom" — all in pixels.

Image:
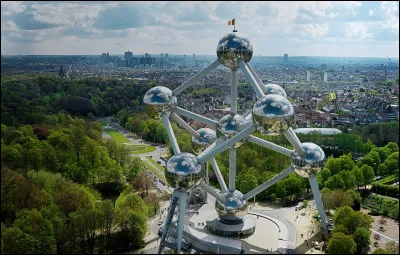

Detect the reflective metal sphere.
[
  {"left": 215, "top": 190, "right": 248, "bottom": 222},
  {"left": 217, "top": 114, "right": 246, "bottom": 136},
  {"left": 191, "top": 128, "right": 217, "bottom": 155},
  {"left": 291, "top": 143, "right": 325, "bottom": 178},
  {"left": 165, "top": 153, "right": 203, "bottom": 189},
  {"left": 252, "top": 94, "right": 294, "bottom": 135},
  {"left": 143, "top": 86, "right": 177, "bottom": 119},
  {"left": 216, "top": 32, "right": 253, "bottom": 71},
  {"left": 264, "top": 83, "right": 287, "bottom": 98}
]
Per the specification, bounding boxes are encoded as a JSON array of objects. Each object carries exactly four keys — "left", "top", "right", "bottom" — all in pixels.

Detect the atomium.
[
  {"left": 264, "top": 83, "right": 287, "bottom": 98},
  {"left": 291, "top": 142, "right": 325, "bottom": 178},
  {"left": 153, "top": 30, "right": 330, "bottom": 254},
  {"left": 216, "top": 32, "right": 253, "bottom": 71},
  {"left": 215, "top": 190, "right": 248, "bottom": 223},
  {"left": 253, "top": 94, "right": 294, "bottom": 135},
  {"left": 191, "top": 128, "right": 217, "bottom": 155},
  {"left": 165, "top": 152, "right": 203, "bottom": 190},
  {"left": 143, "top": 86, "right": 177, "bottom": 119}
]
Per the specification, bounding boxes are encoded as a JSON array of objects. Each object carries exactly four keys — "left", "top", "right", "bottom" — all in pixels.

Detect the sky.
[{"left": 1, "top": 1, "right": 399, "bottom": 57}]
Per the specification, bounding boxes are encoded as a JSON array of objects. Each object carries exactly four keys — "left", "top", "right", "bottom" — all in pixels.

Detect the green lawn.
[
  {"left": 127, "top": 145, "right": 157, "bottom": 154},
  {"left": 140, "top": 157, "right": 167, "bottom": 184},
  {"left": 146, "top": 156, "right": 165, "bottom": 172},
  {"left": 105, "top": 129, "right": 130, "bottom": 144}
]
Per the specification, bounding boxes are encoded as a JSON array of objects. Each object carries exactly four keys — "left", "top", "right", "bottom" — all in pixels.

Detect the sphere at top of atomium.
[
  {"left": 216, "top": 32, "right": 253, "bottom": 71},
  {"left": 165, "top": 152, "right": 203, "bottom": 190},
  {"left": 252, "top": 94, "right": 294, "bottom": 135},
  {"left": 217, "top": 114, "right": 246, "bottom": 136},
  {"left": 143, "top": 86, "right": 177, "bottom": 119},
  {"left": 291, "top": 142, "right": 325, "bottom": 178},
  {"left": 191, "top": 128, "right": 217, "bottom": 155},
  {"left": 264, "top": 83, "right": 287, "bottom": 98},
  {"left": 215, "top": 190, "right": 248, "bottom": 223}
]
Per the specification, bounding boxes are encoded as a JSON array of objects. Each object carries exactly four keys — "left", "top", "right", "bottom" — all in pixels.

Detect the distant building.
[
  {"left": 324, "top": 72, "right": 328, "bottom": 83},
  {"left": 306, "top": 70, "right": 311, "bottom": 82},
  {"left": 284, "top": 54, "right": 288, "bottom": 64},
  {"left": 124, "top": 51, "right": 133, "bottom": 67}
]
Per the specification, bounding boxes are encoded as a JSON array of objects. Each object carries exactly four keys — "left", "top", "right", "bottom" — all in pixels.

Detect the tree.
[
  {"left": 385, "top": 241, "right": 399, "bottom": 254},
  {"left": 372, "top": 248, "right": 390, "bottom": 254},
  {"left": 327, "top": 232, "right": 356, "bottom": 254},
  {"left": 334, "top": 206, "right": 373, "bottom": 235},
  {"left": 13, "top": 209, "right": 57, "bottom": 254},
  {"left": 125, "top": 156, "right": 144, "bottom": 182},
  {"left": 322, "top": 189, "right": 354, "bottom": 211},
  {"left": 353, "top": 227, "right": 371, "bottom": 254},
  {"left": 96, "top": 199, "right": 115, "bottom": 253},
  {"left": 302, "top": 200, "right": 309, "bottom": 213},
  {"left": 360, "top": 164, "right": 375, "bottom": 189},
  {"left": 2, "top": 226, "right": 36, "bottom": 254},
  {"left": 115, "top": 193, "right": 148, "bottom": 249},
  {"left": 134, "top": 170, "right": 153, "bottom": 198}
]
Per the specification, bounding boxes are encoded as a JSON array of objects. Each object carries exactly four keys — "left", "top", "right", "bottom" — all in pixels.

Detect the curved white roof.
[{"left": 294, "top": 128, "right": 342, "bottom": 135}]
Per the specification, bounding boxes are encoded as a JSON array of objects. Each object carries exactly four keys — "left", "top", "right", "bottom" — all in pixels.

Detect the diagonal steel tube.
[
  {"left": 161, "top": 112, "right": 181, "bottom": 155},
  {"left": 197, "top": 136, "right": 226, "bottom": 159},
  {"left": 198, "top": 124, "right": 257, "bottom": 164},
  {"left": 247, "top": 135, "right": 293, "bottom": 157},
  {"left": 170, "top": 112, "right": 200, "bottom": 138},
  {"left": 238, "top": 59, "right": 264, "bottom": 99},
  {"left": 246, "top": 62, "right": 267, "bottom": 94},
  {"left": 210, "top": 157, "right": 228, "bottom": 193},
  {"left": 173, "top": 59, "right": 220, "bottom": 96},
  {"left": 283, "top": 128, "right": 305, "bottom": 156},
  {"left": 309, "top": 174, "right": 328, "bottom": 235},
  {"left": 243, "top": 167, "right": 294, "bottom": 200},
  {"left": 199, "top": 181, "right": 226, "bottom": 204},
  {"left": 174, "top": 107, "right": 218, "bottom": 128}
]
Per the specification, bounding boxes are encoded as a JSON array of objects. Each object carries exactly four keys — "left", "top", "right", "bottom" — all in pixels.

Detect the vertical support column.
[
  {"left": 229, "top": 146, "right": 236, "bottom": 192},
  {"left": 231, "top": 70, "right": 238, "bottom": 114},
  {"left": 176, "top": 190, "right": 188, "bottom": 254},
  {"left": 309, "top": 174, "right": 328, "bottom": 235}
]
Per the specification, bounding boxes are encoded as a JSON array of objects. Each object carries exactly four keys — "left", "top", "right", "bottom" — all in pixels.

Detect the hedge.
[{"left": 371, "top": 183, "right": 399, "bottom": 198}]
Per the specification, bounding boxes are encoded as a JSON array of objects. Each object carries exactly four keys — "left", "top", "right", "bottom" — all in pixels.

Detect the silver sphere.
[
  {"left": 215, "top": 190, "right": 248, "bottom": 222},
  {"left": 252, "top": 94, "right": 294, "bottom": 135},
  {"left": 216, "top": 32, "right": 253, "bottom": 71},
  {"left": 191, "top": 128, "right": 217, "bottom": 155},
  {"left": 291, "top": 143, "right": 325, "bottom": 178},
  {"left": 264, "top": 83, "right": 287, "bottom": 98},
  {"left": 165, "top": 153, "right": 203, "bottom": 190},
  {"left": 217, "top": 114, "right": 246, "bottom": 137},
  {"left": 143, "top": 86, "right": 177, "bottom": 119}
]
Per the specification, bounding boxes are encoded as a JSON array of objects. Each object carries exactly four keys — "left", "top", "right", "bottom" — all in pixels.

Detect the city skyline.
[{"left": 1, "top": 1, "right": 399, "bottom": 57}]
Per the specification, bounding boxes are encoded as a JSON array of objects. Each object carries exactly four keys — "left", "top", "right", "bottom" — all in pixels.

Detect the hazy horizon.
[{"left": 1, "top": 1, "right": 399, "bottom": 58}]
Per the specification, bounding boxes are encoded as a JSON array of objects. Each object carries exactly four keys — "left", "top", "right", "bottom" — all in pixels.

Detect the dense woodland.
[{"left": 1, "top": 74, "right": 399, "bottom": 254}]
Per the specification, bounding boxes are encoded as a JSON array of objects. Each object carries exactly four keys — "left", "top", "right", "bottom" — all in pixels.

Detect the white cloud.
[
  {"left": 345, "top": 22, "right": 373, "bottom": 40},
  {"left": 369, "top": 10, "right": 374, "bottom": 16},
  {"left": 380, "top": 1, "right": 399, "bottom": 31},
  {"left": 301, "top": 23, "right": 329, "bottom": 38}
]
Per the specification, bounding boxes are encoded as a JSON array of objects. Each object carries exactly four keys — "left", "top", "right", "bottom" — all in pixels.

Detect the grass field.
[
  {"left": 146, "top": 156, "right": 165, "bottom": 172},
  {"left": 127, "top": 145, "right": 157, "bottom": 154},
  {"left": 140, "top": 157, "right": 167, "bottom": 184},
  {"left": 105, "top": 129, "right": 130, "bottom": 144}
]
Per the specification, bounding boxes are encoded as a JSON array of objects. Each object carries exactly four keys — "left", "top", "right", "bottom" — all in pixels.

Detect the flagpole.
[{"left": 233, "top": 18, "right": 237, "bottom": 32}]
